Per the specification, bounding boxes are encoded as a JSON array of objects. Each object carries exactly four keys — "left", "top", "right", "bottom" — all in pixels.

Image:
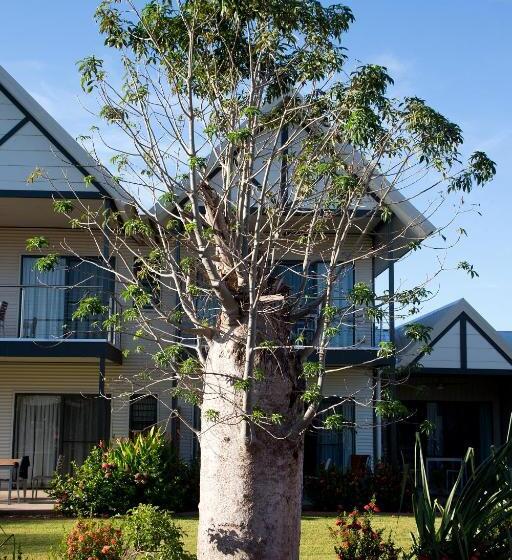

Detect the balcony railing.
[{"left": 1, "top": 285, "right": 119, "bottom": 345}]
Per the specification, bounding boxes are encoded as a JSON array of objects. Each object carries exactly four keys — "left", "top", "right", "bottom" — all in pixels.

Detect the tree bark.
[{"left": 197, "top": 335, "right": 304, "bottom": 560}]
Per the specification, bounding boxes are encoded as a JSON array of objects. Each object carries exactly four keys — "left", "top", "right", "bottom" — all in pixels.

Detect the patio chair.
[
  {"left": 31, "top": 475, "right": 53, "bottom": 499},
  {"left": 0, "top": 301, "right": 7, "bottom": 336},
  {"left": 14, "top": 456, "right": 30, "bottom": 500}
]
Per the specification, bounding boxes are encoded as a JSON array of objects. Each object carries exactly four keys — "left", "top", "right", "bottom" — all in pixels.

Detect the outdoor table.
[{"left": 0, "top": 459, "right": 20, "bottom": 505}]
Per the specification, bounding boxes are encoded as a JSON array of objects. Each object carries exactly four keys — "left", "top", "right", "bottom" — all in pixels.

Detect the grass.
[{"left": 0, "top": 514, "right": 417, "bottom": 559}]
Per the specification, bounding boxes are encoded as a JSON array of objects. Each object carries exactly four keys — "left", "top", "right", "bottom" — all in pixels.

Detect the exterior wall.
[
  {"left": 0, "top": 89, "right": 98, "bottom": 195},
  {"left": 0, "top": 227, "right": 104, "bottom": 338},
  {"left": 466, "top": 323, "right": 511, "bottom": 369},
  {"left": 0, "top": 362, "right": 105, "bottom": 460},
  {"left": 0, "top": 226, "right": 180, "bottom": 457},
  {"left": 0, "top": 364, "right": 178, "bottom": 460},
  {"left": 178, "top": 368, "right": 376, "bottom": 465},
  {"left": 0, "top": 226, "right": 377, "bottom": 465},
  {"left": 419, "top": 322, "right": 461, "bottom": 369},
  {"left": 322, "top": 368, "right": 375, "bottom": 464}
]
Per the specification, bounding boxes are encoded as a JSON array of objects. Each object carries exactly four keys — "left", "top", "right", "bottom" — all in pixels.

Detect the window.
[
  {"left": 133, "top": 258, "right": 161, "bottom": 309},
  {"left": 21, "top": 256, "right": 114, "bottom": 339},
  {"left": 192, "top": 405, "right": 201, "bottom": 460},
  {"left": 314, "top": 263, "right": 355, "bottom": 347},
  {"left": 129, "top": 395, "right": 158, "bottom": 437},
  {"left": 272, "top": 261, "right": 355, "bottom": 347},
  {"left": 304, "top": 397, "right": 355, "bottom": 475},
  {"left": 13, "top": 394, "right": 110, "bottom": 481}
]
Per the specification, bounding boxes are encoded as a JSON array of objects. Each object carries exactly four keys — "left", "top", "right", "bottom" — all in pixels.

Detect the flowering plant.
[
  {"left": 331, "top": 499, "right": 404, "bottom": 560},
  {"left": 65, "top": 520, "right": 124, "bottom": 560}
]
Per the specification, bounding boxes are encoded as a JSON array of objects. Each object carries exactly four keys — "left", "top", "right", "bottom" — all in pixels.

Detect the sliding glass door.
[
  {"left": 13, "top": 394, "right": 110, "bottom": 481},
  {"left": 21, "top": 256, "right": 114, "bottom": 339},
  {"left": 13, "top": 395, "right": 61, "bottom": 481}
]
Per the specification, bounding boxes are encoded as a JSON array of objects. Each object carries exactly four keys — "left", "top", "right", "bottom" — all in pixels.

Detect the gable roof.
[
  {"left": 0, "top": 64, "right": 133, "bottom": 210},
  {"left": 151, "top": 108, "right": 436, "bottom": 270},
  {"left": 396, "top": 298, "right": 512, "bottom": 372}
]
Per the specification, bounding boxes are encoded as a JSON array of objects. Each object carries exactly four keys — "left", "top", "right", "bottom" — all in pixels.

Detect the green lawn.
[{"left": 0, "top": 514, "right": 417, "bottom": 559}]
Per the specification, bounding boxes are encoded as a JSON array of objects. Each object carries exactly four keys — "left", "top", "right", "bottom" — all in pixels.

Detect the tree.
[{"left": 31, "top": 1, "right": 496, "bottom": 558}]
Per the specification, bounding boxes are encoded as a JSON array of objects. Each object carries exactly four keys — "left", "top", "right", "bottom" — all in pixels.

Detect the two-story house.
[
  {"left": 0, "top": 64, "right": 434, "bottom": 486},
  {"left": 0, "top": 65, "right": 181, "bottom": 485}
]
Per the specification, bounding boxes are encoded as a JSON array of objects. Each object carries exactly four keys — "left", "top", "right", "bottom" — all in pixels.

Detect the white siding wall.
[
  {"left": 0, "top": 92, "right": 99, "bottom": 194},
  {"left": 420, "top": 322, "right": 461, "bottom": 369},
  {"left": 466, "top": 324, "right": 511, "bottom": 370},
  {"left": 0, "top": 225, "right": 376, "bottom": 464},
  {"left": 323, "top": 368, "right": 375, "bottom": 463}
]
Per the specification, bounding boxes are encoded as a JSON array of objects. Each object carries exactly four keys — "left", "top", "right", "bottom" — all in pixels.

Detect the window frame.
[{"left": 129, "top": 393, "right": 158, "bottom": 438}]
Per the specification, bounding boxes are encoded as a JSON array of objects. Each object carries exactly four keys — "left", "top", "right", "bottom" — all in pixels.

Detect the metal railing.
[{"left": 1, "top": 285, "right": 119, "bottom": 345}]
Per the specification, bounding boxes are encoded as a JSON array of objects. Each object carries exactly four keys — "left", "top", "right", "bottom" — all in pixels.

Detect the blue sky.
[{"left": 1, "top": 0, "right": 511, "bottom": 327}]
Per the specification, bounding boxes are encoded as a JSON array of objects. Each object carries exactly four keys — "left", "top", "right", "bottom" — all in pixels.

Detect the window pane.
[
  {"left": 61, "top": 395, "right": 110, "bottom": 472},
  {"left": 129, "top": 395, "right": 158, "bottom": 437},
  {"left": 315, "top": 263, "right": 354, "bottom": 347},
  {"left": 14, "top": 395, "right": 61, "bottom": 482},
  {"left": 304, "top": 397, "right": 355, "bottom": 474}
]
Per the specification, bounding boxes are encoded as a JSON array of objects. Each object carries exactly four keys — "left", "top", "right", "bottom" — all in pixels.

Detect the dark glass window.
[
  {"left": 133, "top": 258, "right": 161, "bottom": 309},
  {"left": 304, "top": 397, "right": 355, "bottom": 475},
  {"left": 271, "top": 262, "right": 355, "bottom": 346},
  {"left": 13, "top": 393, "right": 110, "bottom": 480},
  {"left": 129, "top": 395, "right": 158, "bottom": 437}
]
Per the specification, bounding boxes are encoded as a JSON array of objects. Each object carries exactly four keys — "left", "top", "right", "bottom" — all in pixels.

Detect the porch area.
[
  {"left": 0, "top": 490, "right": 54, "bottom": 514},
  {"left": 396, "top": 373, "right": 512, "bottom": 494}
]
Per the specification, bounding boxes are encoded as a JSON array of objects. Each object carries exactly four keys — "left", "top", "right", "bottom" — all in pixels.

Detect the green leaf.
[
  {"left": 26, "top": 236, "right": 49, "bottom": 251},
  {"left": 72, "top": 296, "right": 108, "bottom": 320},
  {"left": 34, "top": 254, "right": 59, "bottom": 272},
  {"left": 52, "top": 199, "right": 75, "bottom": 214}
]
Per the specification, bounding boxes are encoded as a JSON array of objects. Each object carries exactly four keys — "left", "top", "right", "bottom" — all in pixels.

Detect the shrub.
[
  {"left": 123, "top": 504, "right": 195, "bottom": 559},
  {"left": 64, "top": 520, "right": 124, "bottom": 560},
  {"left": 305, "top": 465, "right": 372, "bottom": 511},
  {"left": 411, "top": 433, "right": 512, "bottom": 560},
  {"left": 331, "top": 499, "right": 404, "bottom": 560},
  {"left": 49, "top": 429, "right": 199, "bottom": 516},
  {"left": 372, "top": 462, "right": 411, "bottom": 512},
  {"left": 304, "top": 462, "right": 411, "bottom": 512}
]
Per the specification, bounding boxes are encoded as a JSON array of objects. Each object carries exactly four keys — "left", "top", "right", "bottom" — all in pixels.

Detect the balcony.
[{"left": 0, "top": 285, "right": 122, "bottom": 364}]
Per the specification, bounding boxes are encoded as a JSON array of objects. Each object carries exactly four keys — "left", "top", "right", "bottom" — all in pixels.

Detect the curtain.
[
  {"left": 317, "top": 399, "right": 355, "bottom": 471},
  {"left": 67, "top": 259, "right": 107, "bottom": 339},
  {"left": 21, "top": 257, "right": 65, "bottom": 338},
  {"left": 315, "top": 263, "right": 355, "bottom": 347},
  {"left": 14, "top": 395, "right": 61, "bottom": 481},
  {"left": 61, "top": 396, "right": 108, "bottom": 471},
  {"left": 22, "top": 257, "right": 111, "bottom": 339}
]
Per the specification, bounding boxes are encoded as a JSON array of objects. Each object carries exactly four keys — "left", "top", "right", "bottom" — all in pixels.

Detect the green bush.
[
  {"left": 304, "top": 462, "right": 410, "bottom": 512},
  {"left": 49, "top": 429, "right": 199, "bottom": 516},
  {"left": 123, "top": 504, "right": 195, "bottom": 559}
]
